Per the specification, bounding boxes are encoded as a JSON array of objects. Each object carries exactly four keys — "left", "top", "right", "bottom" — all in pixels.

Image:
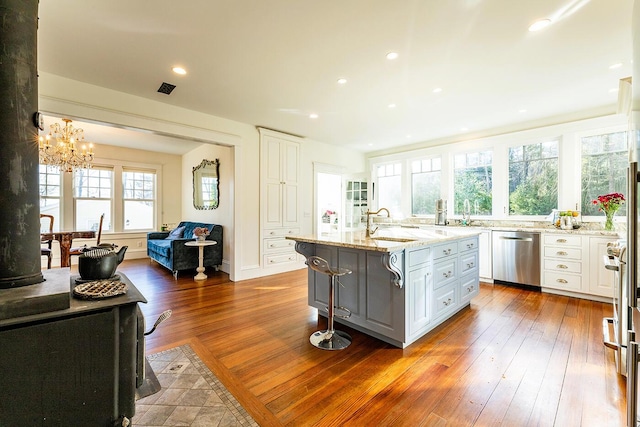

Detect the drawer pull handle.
[
  {"left": 556, "top": 251, "right": 568, "bottom": 256},
  {"left": 467, "top": 262, "right": 474, "bottom": 268},
  {"left": 443, "top": 249, "right": 451, "bottom": 255},
  {"left": 556, "top": 278, "right": 568, "bottom": 284},
  {"left": 557, "top": 264, "right": 568, "bottom": 269},
  {"left": 443, "top": 271, "right": 452, "bottom": 278},
  {"left": 442, "top": 298, "right": 453, "bottom": 306},
  {"left": 467, "top": 243, "right": 474, "bottom": 249},
  {"left": 557, "top": 238, "right": 567, "bottom": 243},
  {"left": 467, "top": 285, "right": 475, "bottom": 293}
]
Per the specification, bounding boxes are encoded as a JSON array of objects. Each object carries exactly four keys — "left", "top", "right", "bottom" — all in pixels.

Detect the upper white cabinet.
[{"left": 259, "top": 128, "right": 302, "bottom": 268}]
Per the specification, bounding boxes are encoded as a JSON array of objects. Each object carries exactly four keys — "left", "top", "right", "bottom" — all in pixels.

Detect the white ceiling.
[{"left": 37, "top": 0, "right": 633, "bottom": 154}]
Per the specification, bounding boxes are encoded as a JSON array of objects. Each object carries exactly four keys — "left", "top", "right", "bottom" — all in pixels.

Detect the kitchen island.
[{"left": 288, "top": 227, "right": 481, "bottom": 348}]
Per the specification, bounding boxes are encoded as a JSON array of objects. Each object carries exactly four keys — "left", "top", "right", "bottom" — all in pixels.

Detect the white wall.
[
  {"left": 181, "top": 144, "right": 234, "bottom": 274},
  {"left": 38, "top": 73, "right": 366, "bottom": 280}
]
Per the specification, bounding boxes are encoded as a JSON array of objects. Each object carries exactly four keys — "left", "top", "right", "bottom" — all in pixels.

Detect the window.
[
  {"left": 123, "top": 169, "right": 156, "bottom": 230},
  {"left": 377, "top": 163, "right": 402, "bottom": 216},
  {"left": 581, "top": 131, "right": 627, "bottom": 216},
  {"left": 39, "top": 165, "right": 61, "bottom": 230},
  {"left": 74, "top": 167, "right": 113, "bottom": 231},
  {"left": 411, "top": 157, "right": 441, "bottom": 215},
  {"left": 454, "top": 151, "right": 492, "bottom": 215},
  {"left": 508, "top": 141, "right": 558, "bottom": 215}
]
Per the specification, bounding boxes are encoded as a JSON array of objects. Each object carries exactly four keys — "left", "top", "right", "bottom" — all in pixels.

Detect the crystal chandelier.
[{"left": 38, "top": 118, "right": 95, "bottom": 172}]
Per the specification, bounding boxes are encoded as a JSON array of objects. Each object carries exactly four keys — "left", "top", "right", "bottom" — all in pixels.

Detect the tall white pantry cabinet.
[{"left": 259, "top": 128, "right": 302, "bottom": 270}]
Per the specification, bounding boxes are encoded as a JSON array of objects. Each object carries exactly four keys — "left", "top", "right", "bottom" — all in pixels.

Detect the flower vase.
[
  {"left": 604, "top": 211, "right": 615, "bottom": 231},
  {"left": 196, "top": 235, "right": 206, "bottom": 242}
]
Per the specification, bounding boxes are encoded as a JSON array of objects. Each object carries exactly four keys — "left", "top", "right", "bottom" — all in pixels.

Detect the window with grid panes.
[
  {"left": 74, "top": 167, "right": 113, "bottom": 232},
  {"left": 123, "top": 169, "right": 156, "bottom": 230},
  {"left": 39, "top": 165, "right": 61, "bottom": 230},
  {"left": 411, "top": 157, "right": 441, "bottom": 215}
]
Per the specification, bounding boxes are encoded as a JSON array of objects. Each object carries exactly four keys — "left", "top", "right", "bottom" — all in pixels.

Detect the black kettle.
[{"left": 78, "top": 246, "right": 128, "bottom": 280}]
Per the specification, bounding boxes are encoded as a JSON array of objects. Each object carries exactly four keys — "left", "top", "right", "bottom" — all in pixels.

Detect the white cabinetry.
[
  {"left": 478, "top": 230, "right": 492, "bottom": 280},
  {"left": 588, "top": 236, "right": 615, "bottom": 297},
  {"left": 541, "top": 232, "right": 614, "bottom": 300},
  {"left": 344, "top": 179, "right": 368, "bottom": 229},
  {"left": 259, "top": 128, "right": 302, "bottom": 269}
]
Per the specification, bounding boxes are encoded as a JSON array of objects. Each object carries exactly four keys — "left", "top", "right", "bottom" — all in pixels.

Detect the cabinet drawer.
[
  {"left": 460, "top": 274, "right": 479, "bottom": 304},
  {"left": 543, "top": 258, "right": 581, "bottom": 274},
  {"left": 263, "top": 237, "right": 296, "bottom": 254},
  {"left": 264, "top": 252, "right": 298, "bottom": 266},
  {"left": 543, "top": 234, "right": 582, "bottom": 247},
  {"left": 542, "top": 271, "right": 582, "bottom": 291},
  {"left": 263, "top": 227, "right": 300, "bottom": 238},
  {"left": 459, "top": 253, "right": 478, "bottom": 275},
  {"left": 458, "top": 237, "right": 479, "bottom": 253},
  {"left": 433, "top": 282, "right": 458, "bottom": 319},
  {"left": 408, "top": 247, "right": 431, "bottom": 267},
  {"left": 433, "top": 242, "right": 458, "bottom": 260},
  {"left": 434, "top": 259, "right": 457, "bottom": 289},
  {"left": 543, "top": 246, "right": 582, "bottom": 260}
]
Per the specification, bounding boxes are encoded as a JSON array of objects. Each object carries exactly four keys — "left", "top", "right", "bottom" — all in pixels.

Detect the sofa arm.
[{"left": 147, "top": 231, "right": 170, "bottom": 240}]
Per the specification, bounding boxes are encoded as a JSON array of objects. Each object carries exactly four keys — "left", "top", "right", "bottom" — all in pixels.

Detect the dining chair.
[
  {"left": 69, "top": 213, "right": 108, "bottom": 262},
  {"left": 40, "top": 214, "right": 54, "bottom": 269}
]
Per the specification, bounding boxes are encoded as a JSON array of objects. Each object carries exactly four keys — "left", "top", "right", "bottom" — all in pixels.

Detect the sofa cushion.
[
  {"left": 179, "top": 222, "right": 213, "bottom": 240},
  {"left": 165, "top": 226, "right": 185, "bottom": 240},
  {"left": 149, "top": 239, "right": 172, "bottom": 257}
]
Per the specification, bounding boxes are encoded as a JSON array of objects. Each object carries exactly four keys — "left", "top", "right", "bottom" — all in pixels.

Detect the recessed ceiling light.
[
  {"left": 406, "top": 134, "right": 412, "bottom": 138},
  {"left": 386, "top": 52, "right": 399, "bottom": 60},
  {"left": 172, "top": 67, "right": 187, "bottom": 75},
  {"left": 309, "top": 113, "right": 318, "bottom": 119},
  {"left": 609, "top": 63, "right": 623, "bottom": 69},
  {"left": 388, "top": 103, "right": 396, "bottom": 109},
  {"left": 432, "top": 87, "right": 443, "bottom": 93},
  {"left": 528, "top": 19, "right": 551, "bottom": 32},
  {"left": 609, "top": 88, "right": 619, "bottom": 93},
  {"left": 460, "top": 127, "right": 468, "bottom": 132},
  {"left": 518, "top": 109, "right": 527, "bottom": 113},
  {"left": 337, "top": 78, "right": 347, "bottom": 84}
]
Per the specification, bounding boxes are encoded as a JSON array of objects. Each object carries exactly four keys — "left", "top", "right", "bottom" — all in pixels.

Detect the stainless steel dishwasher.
[{"left": 492, "top": 231, "right": 540, "bottom": 287}]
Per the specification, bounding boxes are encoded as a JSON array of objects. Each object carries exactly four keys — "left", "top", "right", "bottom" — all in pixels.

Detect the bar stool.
[{"left": 307, "top": 256, "right": 352, "bottom": 350}]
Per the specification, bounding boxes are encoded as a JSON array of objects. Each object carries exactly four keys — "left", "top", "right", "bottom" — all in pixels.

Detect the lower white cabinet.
[{"left": 541, "top": 232, "right": 614, "bottom": 299}]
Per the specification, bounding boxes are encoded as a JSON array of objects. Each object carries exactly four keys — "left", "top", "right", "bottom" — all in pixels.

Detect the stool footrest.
[
  {"left": 310, "top": 329, "right": 352, "bottom": 350},
  {"left": 322, "top": 305, "right": 351, "bottom": 319}
]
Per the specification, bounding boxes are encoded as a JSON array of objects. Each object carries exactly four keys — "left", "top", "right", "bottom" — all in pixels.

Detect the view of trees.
[
  {"left": 509, "top": 141, "right": 558, "bottom": 216},
  {"left": 453, "top": 151, "right": 492, "bottom": 215},
  {"left": 581, "top": 131, "right": 627, "bottom": 216}
]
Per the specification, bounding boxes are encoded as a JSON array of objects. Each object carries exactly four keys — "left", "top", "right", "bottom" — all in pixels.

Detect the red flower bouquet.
[{"left": 592, "top": 192, "right": 625, "bottom": 230}]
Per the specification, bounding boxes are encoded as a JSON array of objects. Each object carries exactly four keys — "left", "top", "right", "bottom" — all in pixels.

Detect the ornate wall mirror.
[{"left": 193, "top": 159, "right": 220, "bottom": 210}]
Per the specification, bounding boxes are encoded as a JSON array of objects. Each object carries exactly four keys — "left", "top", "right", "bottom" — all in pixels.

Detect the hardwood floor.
[{"left": 119, "top": 259, "right": 626, "bottom": 426}]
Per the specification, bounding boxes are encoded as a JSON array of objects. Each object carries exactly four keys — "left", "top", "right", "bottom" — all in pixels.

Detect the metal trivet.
[{"left": 73, "top": 279, "right": 127, "bottom": 300}]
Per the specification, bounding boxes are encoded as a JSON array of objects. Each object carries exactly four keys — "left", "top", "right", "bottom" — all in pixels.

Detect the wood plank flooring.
[{"left": 118, "top": 259, "right": 626, "bottom": 426}]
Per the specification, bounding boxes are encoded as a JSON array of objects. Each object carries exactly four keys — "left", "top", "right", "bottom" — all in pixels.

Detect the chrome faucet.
[
  {"left": 462, "top": 199, "right": 471, "bottom": 226},
  {"left": 366, "top": 208, "right": 390, "bottom": 237}
]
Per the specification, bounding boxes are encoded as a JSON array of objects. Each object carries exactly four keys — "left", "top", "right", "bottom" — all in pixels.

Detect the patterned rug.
[{"left": 133, "top": 345, "right": 258, "bottom": 427}]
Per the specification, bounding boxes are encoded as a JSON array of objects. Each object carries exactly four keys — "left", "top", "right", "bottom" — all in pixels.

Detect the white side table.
[{"left": 184, "top": 240, "right": 217, "bottom": 280}]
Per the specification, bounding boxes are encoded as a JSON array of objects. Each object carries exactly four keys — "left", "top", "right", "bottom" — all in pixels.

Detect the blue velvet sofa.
[{"left": 147, "top": 221, "right": 223, "bottom": 277}]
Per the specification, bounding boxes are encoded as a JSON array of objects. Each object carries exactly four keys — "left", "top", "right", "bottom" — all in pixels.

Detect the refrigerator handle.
[
  {"left": 628, "top": 332, "right": 638, "bottom": 427},
  {"left": 629, "top": 162, "right": 638, "bottom": 307}
]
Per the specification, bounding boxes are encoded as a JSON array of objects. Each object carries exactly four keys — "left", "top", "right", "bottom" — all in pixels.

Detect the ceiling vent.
[{"left": 157, "top": 82, "right": 176, "bottom": 95}]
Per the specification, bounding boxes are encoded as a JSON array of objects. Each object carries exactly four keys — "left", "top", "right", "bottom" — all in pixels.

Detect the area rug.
[{"left": 133, "top": 345, "right": 258, "bottom": 427}]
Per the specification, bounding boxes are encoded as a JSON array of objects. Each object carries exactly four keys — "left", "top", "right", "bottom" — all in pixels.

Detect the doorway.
[{"left": 313, "top": 163, "right": 344, "bottom": 234}]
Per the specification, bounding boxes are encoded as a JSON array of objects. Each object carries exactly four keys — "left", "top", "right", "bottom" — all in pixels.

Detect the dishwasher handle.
[{"left": 497, "top": 236, "right": 534, "bottom": 242}]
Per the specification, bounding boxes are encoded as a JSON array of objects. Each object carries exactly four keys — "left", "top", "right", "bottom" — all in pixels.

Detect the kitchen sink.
[{"left": 371, "top": 236, "right": 417, "bottom": 242}]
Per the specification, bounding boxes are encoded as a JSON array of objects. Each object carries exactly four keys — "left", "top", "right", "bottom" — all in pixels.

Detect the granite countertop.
[{"left": 286, "top": 227, "right": 481, "bottom": 252}]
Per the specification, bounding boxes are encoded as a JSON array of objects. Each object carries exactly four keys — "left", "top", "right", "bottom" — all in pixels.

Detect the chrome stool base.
[{"left": 310, "top": 329, "right": 352, "bottom": 350}]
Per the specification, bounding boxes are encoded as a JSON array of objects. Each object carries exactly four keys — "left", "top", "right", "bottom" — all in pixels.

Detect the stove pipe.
[{"left": 0, "top": 0, "right": 44, "bottom": 288}]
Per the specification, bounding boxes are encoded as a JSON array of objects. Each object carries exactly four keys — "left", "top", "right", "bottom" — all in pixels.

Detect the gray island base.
[{"left": 289, "top": 227, "right": 481, "bottom": 348}]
